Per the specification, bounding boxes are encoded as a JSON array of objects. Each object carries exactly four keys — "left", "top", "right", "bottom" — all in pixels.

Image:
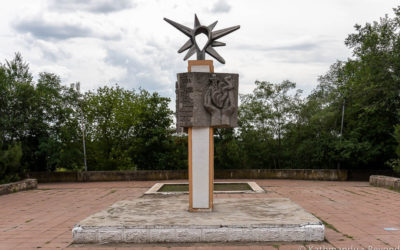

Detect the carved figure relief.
[
  {"left": 204, "top": 75, "right": 236, "bottom": 126},
  {"left": 176, "top": 72, "right": 238, "bottom": 130}
]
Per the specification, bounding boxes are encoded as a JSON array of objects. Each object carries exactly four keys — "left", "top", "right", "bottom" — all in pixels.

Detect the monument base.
[{"left": 72, "top": 197, "right": 324, "bottom": 244}]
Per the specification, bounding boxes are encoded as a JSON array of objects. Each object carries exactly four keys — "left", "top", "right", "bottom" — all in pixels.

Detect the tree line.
[{"left": 1, "top": 7, "right": 400, "bottom": 183}]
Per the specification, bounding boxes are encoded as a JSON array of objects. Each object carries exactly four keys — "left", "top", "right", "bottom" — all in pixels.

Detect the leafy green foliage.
[
  {"left": 238, "top": 80, "right": 303, "bottom": 169},
  {"left": 214, "top": 128, "right": 241, "bottom": 169},
  {"left": 0, "top": 142, "right": 23, "bottom": 184},
  {"left": 217, "top": 6, "right": 400, "bottom": 171},
  {"left": 0, "top": 54, "right": 83, "bottom": 175},
  {"left": 387, "top": 124, "right": 400, "bottom": 173},
  {"left": 0, "top": 53, "right": 184, "bottom": 182},
  {"left": 331, "top": 7, "right": 400, "bottom": 169},
  {"left": 1, "top": 6, "right": 400, "bottom": 180},
  {"left": 82, "top": 86, "right": 180, "bottom": 170}
]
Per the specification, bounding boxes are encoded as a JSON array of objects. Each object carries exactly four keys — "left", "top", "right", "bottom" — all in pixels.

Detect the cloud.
[
  {"left": 14, "top": 18, "right": 90, "bottom": 40},
  {"left": 31, "top": 39, "right": 71, "bottom": 62},
  {"left": 231, "top": 39, "right": 344, "bottom": 64},
  {"left": 48, "top": 0, "right": 135, "bottom": 14},
  {"left": 236, "top": 41, "right": 319, "bottom": 52},
  {"left": 210, "top": 0, "right": 231, "bottom": 13},
  {"left": 104, "top": 47, "right": 175, "bottom": 96},
  {"left": 13, "top": 16, "right": 121, "bottom": 41}
]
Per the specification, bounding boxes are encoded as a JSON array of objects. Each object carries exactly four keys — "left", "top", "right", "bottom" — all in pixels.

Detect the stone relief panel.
[{"left": 176, "top": 72, "right": 239, "bottom": 131}]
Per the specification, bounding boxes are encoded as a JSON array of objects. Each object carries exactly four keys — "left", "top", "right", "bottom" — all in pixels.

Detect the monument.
[
  {"left": 71, "top": 14, "right": 325, "bottom": 244},
  {"left": 165, "top": 14, "right": 240, "bottom": 211}
]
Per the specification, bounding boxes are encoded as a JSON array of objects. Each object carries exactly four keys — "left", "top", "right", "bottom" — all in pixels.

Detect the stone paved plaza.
[{"left": 1, "top": 179, "right": 400, "bottom": 249}]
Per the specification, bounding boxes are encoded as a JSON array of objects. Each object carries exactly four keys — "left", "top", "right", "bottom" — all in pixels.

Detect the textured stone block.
[
  {"left": 306, "top": 225, "right": 325, "bottom": 241},
  {"left": 0, "top": 179, "right": 37, "bottom": 196},
  {"left": 226, "top": 228, "right": 248, "bottom": 242},
  {"left": 72, "top": 227, "right": 97, "bottom": 243},
  {"left": 254, "top": 228, "right": 281, "bottom": 241},
  {"left": 281, "top": 227, "right": 306, "bottom": 241},
  {"left": 124, "top": 229, "right": 148, "bottom": 243},
  {"left": 370, "top": 175, "right": 400, "bottom": 191},
  {"left": 149, "top": 229, "right": 176, "bottom": 242},
  {"left": 202, "top": 228, "right": 228, "bottom": 242},
  {"left": 175, "top": 228, "right": 201, "bottom": 242},
  {"left": 176, "top": 72, "right": 239, "bottom": 130},
  {"left": 98, "top": 230, "right": 123, "bottom": 243}
]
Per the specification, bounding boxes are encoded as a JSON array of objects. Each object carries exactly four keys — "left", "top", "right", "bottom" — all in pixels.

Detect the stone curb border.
[
  {"left": 0, "top": 179, "right": 37, "bottom": 196},
  {"left": 72, "top": 224, "right": 324, "bottom": 243},
  {"left": 29, "top": 169, "right": 348, "bottom": 183},
  {"left": 144, "top": 182, "right": 265, "bottom": 195},
  {"left": 370, "top": 175, "right": 400, "bottom": 191}
]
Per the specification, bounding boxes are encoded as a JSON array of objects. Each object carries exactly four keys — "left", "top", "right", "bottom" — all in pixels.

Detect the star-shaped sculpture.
[{"left": 164, "top": 14, "right": 240, "bottom": 64}]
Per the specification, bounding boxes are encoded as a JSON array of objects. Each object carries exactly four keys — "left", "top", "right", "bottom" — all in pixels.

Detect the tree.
[
  {"left": 214, "top": 128, "right": 242, "bottom": 169},
  {"left": 387, "top": 124, "right": 400, "bottom": 174},
  {"left": 320, "top": 7, "right": 400, "bottom": 169},
  {"left": 83, "top": 86, "right": 175, "bottom": 170},
  {"left": 0, "top": 142, "right": 22, "bottom": 184},
  {"left": 0, "top": 53, "right": 36, "bottom": 175},
  {"left": 33, "top": 73, "right": 82, "bottom": 171},
  {"left": 0, "top": 53, "right": 82, "bottom": 178},
  {"left": 238, "top": 80, "right": 303, "bottom": 169},
  {"left": 0, "top": 53, "right": 184, "bottom": 178}
]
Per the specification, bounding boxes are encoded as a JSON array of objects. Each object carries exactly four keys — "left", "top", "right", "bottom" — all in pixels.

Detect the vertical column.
[{"left": 188, "top": 60, "right": 214, "bottom": 212}]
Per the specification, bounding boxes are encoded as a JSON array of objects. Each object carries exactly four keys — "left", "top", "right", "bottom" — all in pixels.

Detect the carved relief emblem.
[
  {"left": 176, "top": 72, "right": 238, "bottom": 130},
  {"left": 204, "top": 74, "right": 236, "bottom": 127}
]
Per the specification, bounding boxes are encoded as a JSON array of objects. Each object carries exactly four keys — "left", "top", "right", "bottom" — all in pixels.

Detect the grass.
[
  {"left": 343, "top": 234, "right": 354, "bottom": 239},
  {"left": 388, "top": 186, "right": 400, "bottom": 193},
  {"left": 313, "top": 214, "right": 355, "bottom": 241},
  {"left": 377, "top": 238, "right": 390, "bottom": 246},
  {"left": 25, "top": 219, "right": 33, "bottom": 223},
  {"left": 158, "top": 183, "right": 252, "bottom": 192},
  {"left": 318, "top": 217, "right": 340, "bottom": 233},
  {"left": 372, "top": 183, "right": 400, "bottom": 193}
]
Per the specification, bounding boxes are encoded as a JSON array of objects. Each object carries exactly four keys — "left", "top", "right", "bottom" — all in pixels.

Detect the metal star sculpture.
[{"left": 164, "top": 14, "right": 240, "bottom": 64}]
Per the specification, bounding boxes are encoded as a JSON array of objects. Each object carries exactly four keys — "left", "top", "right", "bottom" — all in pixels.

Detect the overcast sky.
[{"left": 0, "top": 0, "right": 399, "bottom": 102}]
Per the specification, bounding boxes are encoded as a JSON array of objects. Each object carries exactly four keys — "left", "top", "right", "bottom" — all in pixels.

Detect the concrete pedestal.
[{"left": 72, "top": 197, "right": 325, "bottom": 244}]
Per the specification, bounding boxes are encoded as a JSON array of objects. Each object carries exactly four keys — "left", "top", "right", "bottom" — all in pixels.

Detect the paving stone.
[{"left": 0, "top": 179, "right": 398, "bottom": 249}]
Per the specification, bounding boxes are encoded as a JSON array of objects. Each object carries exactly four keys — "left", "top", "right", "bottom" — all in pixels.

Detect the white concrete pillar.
[
  {"left": 190, "top": 127, "right": 212, "bottom": 209},
  {"left": 188, "top": 60, "right": 214, "bottom": 212}
]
